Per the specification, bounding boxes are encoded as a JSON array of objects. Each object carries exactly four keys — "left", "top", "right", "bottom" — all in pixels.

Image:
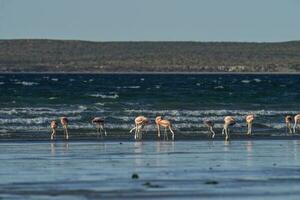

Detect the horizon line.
[{"left": 1, "top": 38, "right": 300, "bottom": 44}]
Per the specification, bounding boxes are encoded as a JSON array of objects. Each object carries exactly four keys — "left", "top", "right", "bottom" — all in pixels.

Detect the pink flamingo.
[
  {"left": 246, "top": 114, "right": 254, "bottom": 135},
  {"left": 293, "top": 114, "right": 300, "bottom": 133},
  {"left": 92, "top": 117, "right": 107, "bottom": 138},
  {"left": 285, "top": 115, "right": 293, "bottom": 134},
  {"left": 204, "top": 120, "right": 215, "bottom": 138},
  {"left": 50, "top": 120, "right": 58, "bottom": 140},
  {"left": 129, "top": 116, "right": 149, "bottom": 140},
  {"left": 60, "top": 117, "right": 69, "bottom": 140},
  {"left": 222, "top": 116, "right": 236, "bottom": 141},
  {"left": 155, "top": 116, "right": 175, "bottom": 140}
]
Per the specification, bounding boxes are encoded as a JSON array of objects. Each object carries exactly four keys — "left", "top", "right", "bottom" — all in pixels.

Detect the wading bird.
[
  {"left": 246, "top": 114, "right": 254, "bottom": 135},
  {"left": 293, "top": 114, "right": 300, "bottom": 134},
  {"left": 204, "top": 120, "right": 215, "bottom": 138},
  {"left": 222, "top": 116, "right": 236, "bottom": 141},
  {"left": 285, "top": 115, "right": 293, "bottom": 134},
  {"left": 155, "top": 116, "right": 175, "bottom": 140},
  {"left": 92, "top": 117, "right": 107, "bottom": 138},
  {"left": 50, "top": 120, "right": 58, "bottom": 140},
  {"left": 60, "top": 117, "right": 69, "bottom": 140},
  {"left": 129, "top": 116, "right": 148, "bottom": 140}
]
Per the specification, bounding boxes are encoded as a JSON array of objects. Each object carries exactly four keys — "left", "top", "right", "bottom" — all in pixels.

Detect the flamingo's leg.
[
  {"left": 99, "top": 124, "right": 103, "bottom": 138},
  {"left": 129, "top": 126, "right": 136, "bottom": 133},
  {"left": 210, "top": 127, "right": 215, "bottom": 138},
  {"left": 293, "top": 121, "right": 297, "bottom": 134},
  {"left": 225, "top": 127, "right": 229, "bottom": 141},
  {"left": 101, "top": 124, "right": 107, "bottom": 136},
  {"left": 222, "top": 125, "right": 226, "bottom": 135},
  {"left": 96, "top": 124, "right": 100, "bottom": 138},
  {"left": 164, "top": 127, "right": 168, "bottom": 141},
  {"left": 65, "top": 126, "right": 69, "bottom": 140},
  {"left": 51, "top": 129, "right": 55, "bottom": 140},
  {"left": 247, "top": 123, "right": 252, "bottom": 135},
  {"left": 157, "top": 125, "right": 161, "bottom": 138},
  {"left": 140, "top": 126, "right": 143, "bottom": 140},
  {"left": 134, "top": 123, "right": 138, "bottom": 140},
  {"left": 136, "top": 125, "right": 142, "bottom": 140},
  {"left": 169, "top": 127, "right": 175, "bottom": 140},
  {"left": 288, "top": 123, "right": 293, "bottom": 134}
]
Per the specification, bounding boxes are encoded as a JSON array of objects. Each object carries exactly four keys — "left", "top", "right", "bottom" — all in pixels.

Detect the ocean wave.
[
  {"left": 214, "top": 85, "right": 224, "bottom": 89},
  {"left": 15, "top": 81, "right": 39, "bottom": 86},
  {"left": 48, "top": 97, "right": 59, "bottom": 100},
  {"left": 0, "top": 106, "right": 88, "bottom": 115},
  {"left": 51, "top": 78, "right": 59, "bottom": 81},
  {"left": 0, "top": 121, "right": 288, "bottom": 133},
  {"left": 94, "top": 102, "right": 105, "bottom": 106},
  {"left": 0, "top": 82, "right": 4, "bottom": 85},
  {"left": 253, "top": 78, "right": 261, "bottom": 83},
  {"left": 88, "top": 93, "right": 119, "bottom": 99},
  {"left": 117, "top": 86, "right": 141, "bottom": 89},
  {"left": 124, "top": 109, "right": 300, "bottom": 117},
  {"left": 0, "top": 116, "right": 82, "bottom": 125},
  {"left": 241, "top": 80, "right": 251, "bottom": 84}
]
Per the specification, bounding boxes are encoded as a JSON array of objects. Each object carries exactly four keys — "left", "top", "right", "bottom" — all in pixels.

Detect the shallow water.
[
  {"left": 1, "top": 140, "right": 300, "bottom": 199},
  {"left": 0, "top": 74, "right": 300, "bottom": 138}
]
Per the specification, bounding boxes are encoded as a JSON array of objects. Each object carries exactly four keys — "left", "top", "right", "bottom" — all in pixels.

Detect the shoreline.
[
  {"left": 1, "top": 135, "right": 300, "bottom": 143},
  {"left": 1, "top": 71, "right": 300, "bottom": 75}
]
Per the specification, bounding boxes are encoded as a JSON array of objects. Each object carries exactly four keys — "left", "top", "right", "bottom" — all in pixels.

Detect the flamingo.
[
  {"left": 293, "top": 114, "right": 300, "bottom": 133},
  {"left": 222, "top": 116, "right": 236, "bottom": 141},
  {"left": 129, "top": 116, "right": 148, "bottom": 140},
  {"left": 204, "top": 120, "right": 215, "bottom": 138},
  {"left": 50, "top": 120, "right": 58, "bottom": 140},
  {"left": 92, "top": 117, "right": 107, "bottom": 138},
  {"left": 285, "top": 115, "right": 293, "bottom": 134},
  {"left": 155, "top": 116, "right": 175, "bottom": 140},
  {"left": 60, "top": 117, "right": 69, "bottom": 140},
  {"left": 246, "top": 114, "right": 254, "bottom": 135}
]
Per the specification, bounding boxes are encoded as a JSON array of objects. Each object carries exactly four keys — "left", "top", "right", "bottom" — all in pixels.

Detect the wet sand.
[{"left": 1, "top": 140, "right": 300, "bottom": 199}]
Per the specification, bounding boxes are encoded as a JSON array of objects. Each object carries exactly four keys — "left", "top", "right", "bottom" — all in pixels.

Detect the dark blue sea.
[{"left": 0, "top": 73, "right": 299, "bottom": 138}]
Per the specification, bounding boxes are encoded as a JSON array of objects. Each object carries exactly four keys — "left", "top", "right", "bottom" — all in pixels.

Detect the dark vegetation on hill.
[{"left": 0, "top": 39, "right": 300, "bottom": 72}]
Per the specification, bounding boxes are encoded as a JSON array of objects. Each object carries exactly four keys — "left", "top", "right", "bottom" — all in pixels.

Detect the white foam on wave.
[
  {"left": 124, "top": 109, "right": 300, "bottom": 117},
  {"left": 88, "top": 93, "right": 119, "bottom": 99},
  {"left": 0, "top": 106, "right": 88, "bottom": 115},
  {"left": 122, "top": 86, "right": 141, "bottom": 89},
  {"left": 241, "top": 80, "right": 251, "bottom": 84},
  {"left": 214, "top": 86, "right": 224, "bottom": 89},
  {"left": 49, "top": 97, "right": 58, "bottom": 100},
  {"left": 94, "top": 102, "right": 105, "bottom": 106},
  {"left": 0, "top": 82, "right": 5, "bottom": 85},
  {"left": 51, "top": 78, "right": 59, "bottom": 82},
  {"left": 15, "top": 81, "right": 39, "bottom": 86},
  {"left": 253, "top": 78, "right": 261, "bottom": 83},
  {"left": 0, "top": 115, "right": 82, "bottom": 125},
  {"left": 263, "top": 123, "right": 286, "bottom": 129}
]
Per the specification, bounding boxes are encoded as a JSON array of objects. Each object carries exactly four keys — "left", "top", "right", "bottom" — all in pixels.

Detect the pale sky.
[{"left": 0, "top": 0, "right": 299, "bottom": 42}]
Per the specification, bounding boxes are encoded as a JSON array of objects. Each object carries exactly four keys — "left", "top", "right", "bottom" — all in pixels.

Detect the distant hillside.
[{"left": 0, "top": 39, "right": 300, "bottom": 72}]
